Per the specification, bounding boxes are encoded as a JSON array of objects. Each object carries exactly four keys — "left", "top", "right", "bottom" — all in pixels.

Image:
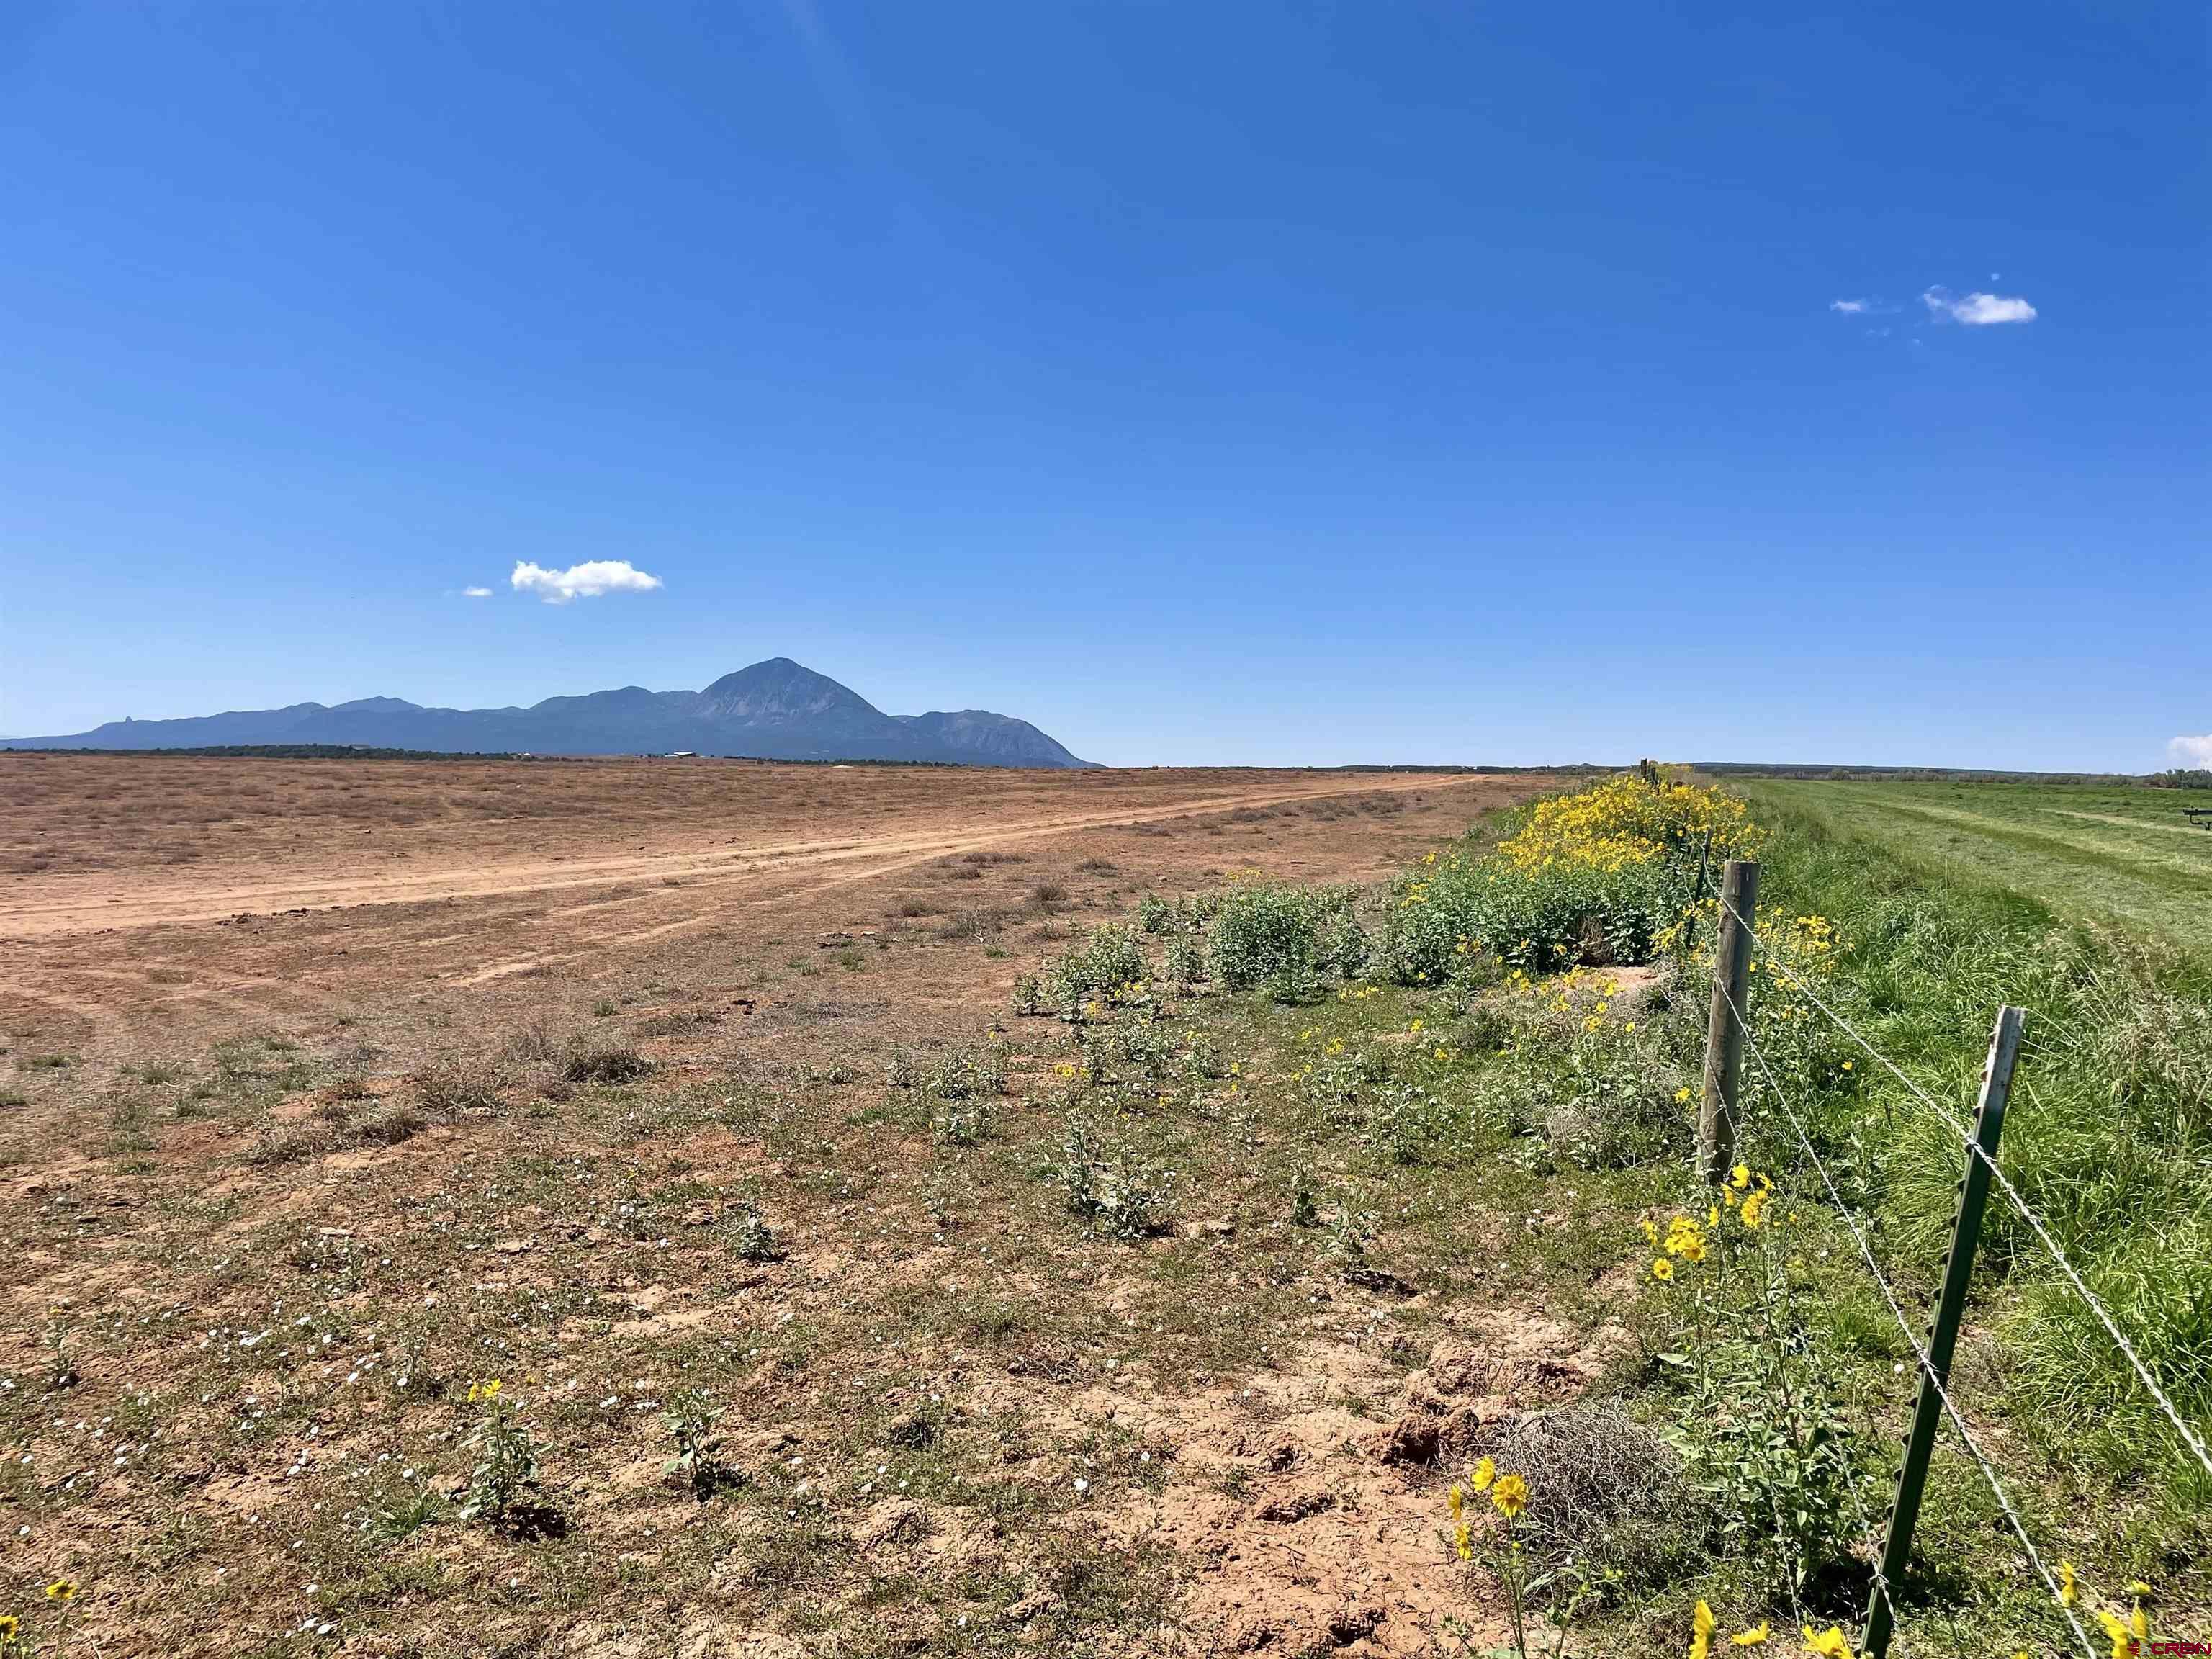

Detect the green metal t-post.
[{"left": 1861, "top": 1005, "right": 2024, "bottom": 1659}]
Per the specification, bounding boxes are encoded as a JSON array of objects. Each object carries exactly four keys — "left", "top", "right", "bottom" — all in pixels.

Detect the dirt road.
[
  {"left": 0, "top": 759, "right": 1555, "bottom": 1069},
  {"left": 0, "top": 770, "right": 1484, "bottom": 940}
]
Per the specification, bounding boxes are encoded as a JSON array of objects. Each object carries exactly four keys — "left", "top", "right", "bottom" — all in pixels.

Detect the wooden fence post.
[
  {"left": 1698, "top": 858, "right": 1758, "bottom": 1184},
  {"left": 1861, "top": 1005, "right": 2024, "bottom": 1659}
]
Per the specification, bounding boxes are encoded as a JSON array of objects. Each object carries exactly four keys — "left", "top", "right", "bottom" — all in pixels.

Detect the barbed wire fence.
[{"left": 1682, "top": 864, "right": 2208, "bottom": 1658}]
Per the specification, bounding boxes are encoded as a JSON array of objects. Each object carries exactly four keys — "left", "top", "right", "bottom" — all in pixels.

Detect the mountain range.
[{"left": 0, "top": 658, "right": 1097, "bottom": 768}]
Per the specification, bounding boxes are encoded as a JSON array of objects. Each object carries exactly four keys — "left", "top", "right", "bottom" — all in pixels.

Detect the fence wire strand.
[
  {"left": 1718, "top": 976, "right": 2101, "bottom": 1659},
  {"left": 1714, "top": 891, "right": 2212, "bottom": 1483}
]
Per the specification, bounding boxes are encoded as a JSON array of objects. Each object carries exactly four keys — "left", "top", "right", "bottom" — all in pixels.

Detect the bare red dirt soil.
[{"left": 0, "top": 755, "right": 1566, "bottom": 1656}]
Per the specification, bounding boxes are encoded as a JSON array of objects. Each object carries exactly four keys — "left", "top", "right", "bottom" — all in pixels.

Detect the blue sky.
[{"left": 1, "top": 2, "right": 2203, "bottom": 768}]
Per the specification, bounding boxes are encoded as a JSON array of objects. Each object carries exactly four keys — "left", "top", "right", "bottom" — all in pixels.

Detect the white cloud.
[
  {"left": 1923, "top": 288, "right": 2037, "bottom": 325},
  {"left": 2169, "top": 734, "right": 2212, "bottom": 769},
  {"left": 1830, "top": 298, "right": 1869, "bottom": 314},
  {"left": 462, "top": 585, "right": 493, "bottom": 598},
  {"left": 509, "top": 559, "right": 665, "bottom": 604}
]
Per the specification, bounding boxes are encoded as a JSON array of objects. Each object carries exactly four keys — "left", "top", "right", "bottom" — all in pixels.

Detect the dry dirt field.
[{"left": 0, "top": 755, "right": 1578, "bottom": 1658}]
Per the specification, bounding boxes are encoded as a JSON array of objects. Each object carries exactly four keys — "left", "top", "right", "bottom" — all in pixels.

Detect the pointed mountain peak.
[{"left": 696, "top": 658, "right": 882, "bottom": 721}]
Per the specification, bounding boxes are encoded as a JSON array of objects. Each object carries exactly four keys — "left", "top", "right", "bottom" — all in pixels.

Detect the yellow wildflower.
[
  {"left": 2059, "top": 1560, "right": 2078, "bottom": 1607},
  {"left": 1730, "top": 1164, "right": 1750, "bottom": 1190},
  {"left": 0, "top": 1615, "right": 18, "bottom": 1640},
  {"left": 1732, "top": 1625, "right": 1771, "bottom": 1647},
  {"left": 43, "top": 1582, "right": 76, "bottom": 1604},
  {"left": 1447, "top": 1484, "right": 1463, "bottom": 1522},
  {"left": 1470, "top": 1455, "right": 1496, "bottom": 1492},
  {"left": 1491, "top": 1472, "right": 1528, "bottom": 1519},
  {"left": 1652, "top": 1259, "right": 1673, "bottom": 1280},
  {"left": 1691, "top": 1598, "right": 1715, "bottom": 1659},
  {"left": 1800, "top": 1627, "right": 1854, "bottom": 1659},
  {"left": 1453, "top": 1518, "right": 1473, "bottom": 1560},
  {"left": 1675, "top": 1086, "right": 1692, "bottom": 1103}
]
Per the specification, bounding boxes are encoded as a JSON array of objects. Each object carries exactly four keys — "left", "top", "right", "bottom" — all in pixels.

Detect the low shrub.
[
  {"left": 927, "top": 1043, "right": 1006, "bottom": 1100},
  {"left": 932, "top": 1098, "right": 992, "bottom": 1146},
  {"left": 729, "top": 1202, "right": 784, "bottom": 1262},
  {"left": 1486, "top": 1404, "right": 1699, "bottom": 1594},
  {"left": 1037, "top": 923, "right": 1150, "bottom": 1016},
  {"left": 1162, "top": 935, "right": 1206, "bottom": 989},
  {"left": 662, "top": 1388, "right": 741, "bottom": 1498},
  {"left": 1206, "top": 880, "right": 1364, "bottom": 993},
  {"left": 1049, "top": 1121, "right": 1179, "bottom": 1238},
  {"left": 457, "top": 1379, "right": 543, "bottom": 1530},
  {"left": 1375, "top": 773, "right": 1758, "bottom": 980},
  {"left": 561, "top": 1043, "right": 653, "bottom": 1084},
  {"left": 410, "top": 1053, "right": 504, "bottom": 1112}
]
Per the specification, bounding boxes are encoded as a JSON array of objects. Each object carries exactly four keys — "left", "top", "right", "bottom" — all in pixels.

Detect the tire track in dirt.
[
  {"left": 2, "top": 775, "right": 1480, "bottom": 942},
  {"left": 442, "top": 776, "right": 1484, "bottom": 984}
]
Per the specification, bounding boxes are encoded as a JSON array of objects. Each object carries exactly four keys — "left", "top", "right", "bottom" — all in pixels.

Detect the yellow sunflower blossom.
[
  {"left": 1691, "top": 1598, "right": 1716, "bottom": 1659},
  {"left": 1490, "top": 1472, "right": 1528, "bottom": 1519},
  {"left": 2093, "top": 1606, "right": 2145, "bottom": 1658},
  {"left": 1732, "top": 1624, "right": 1771, "bottom": 1647}
]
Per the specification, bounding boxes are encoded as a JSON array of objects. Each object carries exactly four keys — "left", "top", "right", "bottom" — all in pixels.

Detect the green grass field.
[{"left": 1743, "top": 778, "right": 2212, "bottom": 977}]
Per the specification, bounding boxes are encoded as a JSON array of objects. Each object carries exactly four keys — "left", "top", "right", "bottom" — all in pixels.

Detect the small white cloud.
[
  {"left": 1830, "top": 298, "right": 1869, "bottom": 315},
  {"left": 462, "top": 586, "right": 493, "bottom": 598},
  {"left": 509, "top": 559, "right": 665, "bottom": 605},
  {"left": 1923, "top": 287, "right": 2037, "bottom": 325},
  {"left": 2169, "top": 734, "right": 2212, "bottom": 769}
]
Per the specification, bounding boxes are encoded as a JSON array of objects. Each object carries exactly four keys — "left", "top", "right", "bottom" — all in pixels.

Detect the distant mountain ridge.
[{"left": 1, "top": 658, "right": 1097, "bottom": 769}]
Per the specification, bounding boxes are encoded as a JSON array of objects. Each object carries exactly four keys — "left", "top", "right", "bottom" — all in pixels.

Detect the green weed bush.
[
  {"left": 1037, "top": 923, "right": 1149, "bottom": 1016},
  {"left": 1206, "top": 880, "right": 1364, "bottom": 994},
  {"left": 926, "top": 1043, "right": 1006, "bottom": 1100},
  {"left": 1050, "top": 1121, "right": 1179, "bottom": 1238}
]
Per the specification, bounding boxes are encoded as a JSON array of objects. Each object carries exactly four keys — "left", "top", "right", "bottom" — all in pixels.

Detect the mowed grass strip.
[{"left": 1747, "top": 778, "right": 2212, "bottom": 973}]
